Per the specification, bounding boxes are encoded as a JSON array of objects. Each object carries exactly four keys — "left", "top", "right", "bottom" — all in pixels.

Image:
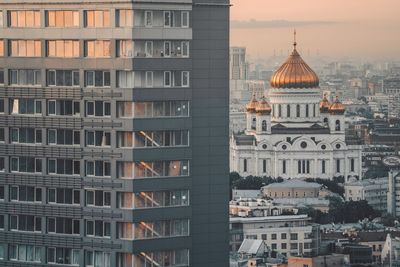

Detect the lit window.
[
  {"left": 118, "top": 40, "right": 134, "bottom": 58},
  {"left": 9, "top": 40, "right": 41, "bottom": 57},
  {"left": 9, "top": 10, "right": 41, "bottom": 27},
  {"left": 85, "top": 40, "right": 111, "bottom": 58},
  {"left": 85, "top": 10, "right": 110, "bottom": 28},
  {"left": 47, "top": 40, "right": 79, "bottom": 58},
  {"left": 46, "top": 10, "right": 79, "bottom": 27},
  {"left": 117, "top": 9, "right": 133, "bottom": 27}
]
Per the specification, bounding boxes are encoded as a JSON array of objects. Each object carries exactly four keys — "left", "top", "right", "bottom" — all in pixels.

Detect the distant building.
[
  {"left": 229, "top": 198, "right": 290, "bottom": 218},
  {"left": 362, "top": 145, "right": 396, "bottom": 169},
  {"left": 232, "top": 189, "right": 262, "bottom": 200},
  {"left": 381, "top": 234, "right": 400, "bottom": 266},
  {"left": 261, "top": 180, "right": 321, "bottom": 199},
  {"left": 230, "top": 47, "right": 249, "bottom": 80},
  {"left": 344, "top": 177, "right": 388, "bottom": 212},
  {"left": 229, "top": 214, "right": 321, "bottom": 257},
  {"left": 288, "top": 254, "right": 349, "bottom": 267}
]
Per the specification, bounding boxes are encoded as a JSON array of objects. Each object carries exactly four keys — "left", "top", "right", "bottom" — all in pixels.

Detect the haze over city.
[{"left": 231, "top": 0, "right": 400, "bottom": 61}]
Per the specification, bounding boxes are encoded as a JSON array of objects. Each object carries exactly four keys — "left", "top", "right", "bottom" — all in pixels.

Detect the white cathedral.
[{"left": 230, "top": 37, "right": 362, "bottom": 181}]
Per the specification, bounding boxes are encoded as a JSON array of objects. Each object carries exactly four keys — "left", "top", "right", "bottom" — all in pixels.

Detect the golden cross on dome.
[{"left": 293, "top": 29, "right": 297, "bottom": 49}]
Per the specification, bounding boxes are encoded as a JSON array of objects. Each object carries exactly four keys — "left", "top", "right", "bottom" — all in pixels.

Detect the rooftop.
[{"left": 263, "top": 179, "right": 321, "bottom": 189}]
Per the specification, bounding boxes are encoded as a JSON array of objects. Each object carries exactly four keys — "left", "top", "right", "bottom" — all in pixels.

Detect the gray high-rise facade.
[{"left": 0, "top": 0, "right": 229, "bottom": 266}]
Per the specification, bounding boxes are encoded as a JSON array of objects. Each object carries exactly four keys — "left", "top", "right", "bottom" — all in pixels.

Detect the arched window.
[
  {"left": 243, "top": 159, "right": 247, "bottom": 172},
  {"left": 262, "top": 120, "right": 267, "bottom": 131},
  {"left": 335, "top": 120, "right": 341, "bottom": 131},
  {"left": 296, "top": 104, "right": 300, "bottom": 118},
  {"left": 313, "top": 104, "right": 316, "bottom": 117},
  {"left": 323, "top": 118, "right": 328, "bottom": 124},
  {"left": 287, "top": 105, "right": 291, "bottom": 117},
  {"left": 350, "top": 158, "right": 355, "bottom": 172},
  {"left": 306, "top": 105, "right": 309, "bottom": 117},
  {"left": 278, "top": 104, "right": 282, "bottom": 117},
  {"left": 251, "top": 118, "right": 256, "bottom": 130}
]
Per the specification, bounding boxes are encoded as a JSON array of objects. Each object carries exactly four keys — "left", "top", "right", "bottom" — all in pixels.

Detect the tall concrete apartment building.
[{"left": 0, "top": 0, "right": 230, "bottom": 266}]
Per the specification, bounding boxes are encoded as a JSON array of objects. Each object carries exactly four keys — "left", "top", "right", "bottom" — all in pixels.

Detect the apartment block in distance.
[{"left": 0, "top": 0, "right": 230, "bottom": 266}]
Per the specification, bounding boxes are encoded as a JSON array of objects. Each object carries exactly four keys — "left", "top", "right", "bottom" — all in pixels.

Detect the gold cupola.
[
  {"left": 320, "top": 94, "right": 331, "bottom": 113},
  {"left": 270, "top": 31, "right": 319, "bottom": 89},
  {"left": 329, "top": 96, "right": 345, "bottom": 115},
  {"left": 245, "top": 93, "right": 258, "bottom": 113},
  {"left": 255, "top": 96, "right": 272, "bottom": 115}
]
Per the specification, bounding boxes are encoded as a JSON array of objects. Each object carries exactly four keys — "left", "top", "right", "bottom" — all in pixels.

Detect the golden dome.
[
  {"left": 246, "top": 93, "right": 258, "bottom": 113},
  {"left": 329, "top": 96, "right": 345, "bottom": 114},
  {"left": 320, "top": 94, "right": 331, "bottom": 113},
  {"left": 256, "top": 96, "right": 272, "bottom": 115},
  {"left": 270, "top": 33, "right": 319, "bottom": 89}
]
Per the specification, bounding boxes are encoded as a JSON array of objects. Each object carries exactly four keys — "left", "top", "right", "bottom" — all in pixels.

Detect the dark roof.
[
  {"left": 272, "top": 126, "right": 330, "bottom": 134},
  {"left": 234, "top": 135, "right": 256, "bottom": 146}
]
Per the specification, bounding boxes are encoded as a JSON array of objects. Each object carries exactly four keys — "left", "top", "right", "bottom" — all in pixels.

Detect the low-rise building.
[
  {"left": 288, "top": 254, "right": 350, "bottom": 267},
  {"left": 229, "top": 198, "right": 294, "bottom": 218},
  {"left": 230, "top": 215, "right": 321, "bottom": 257},
  {"left": 344, "top": 177, "right": 388, "bottom": 212},
  {"left": 261, "top": 180, "right": 321, "bottom": 199}
]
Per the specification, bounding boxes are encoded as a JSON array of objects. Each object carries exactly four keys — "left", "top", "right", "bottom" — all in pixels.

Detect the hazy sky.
[{"left": 230, "top": 0, "right": 400, "bottom": 61}]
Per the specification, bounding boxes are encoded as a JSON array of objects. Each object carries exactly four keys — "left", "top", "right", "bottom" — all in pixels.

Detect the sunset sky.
[{"left": 230, "top": 0, "right": 400, "bottom": 61}]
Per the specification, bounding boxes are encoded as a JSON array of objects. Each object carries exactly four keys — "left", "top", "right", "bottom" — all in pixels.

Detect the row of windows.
[
  {"left": 0, "top": 245, "right": 189, "bottom": 267},
  {"left": 1, "top": 157, "right": 189, "bottom": 178},
  {"left": 0, "top": 185, "right": 189, "bottom": 209},
  {"left": 0, "top": 99, "right": 190, "bottom": 118},
  {"left": 272, "top": 103, "right": 318, "bottom": 118},
  {"left": 4, "top": 215, "right": 189, "bottom": 240},
  {"left": 0, "top": 69, "right": 190, "bottom": 88},
  {"left": 2, "top": 128, "right": 189, "bottom": 148},
  {"left": 0, "top": 10, "right": 190, "bottom": 28},
  {"left": 0, "top": 39, "right": 190, "bottom": 59}
]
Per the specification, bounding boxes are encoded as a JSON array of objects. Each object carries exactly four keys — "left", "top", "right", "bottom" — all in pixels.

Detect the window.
[
  {"left": 182, "top": 71, "right": 190, "bottom": 87},
  {"left": 86, "top": 190, "right": 111, "bottom": 207},
  {"left": 85, "top": 10, "right": 110, "bottom": 27},
  {"left": 48, "top": 129, "right": 80, "bottom": 145},
  {"left": 298, "top": 160, "right": 310, "bottom": 174},
  {"left": 10, "top": 215, "right": 41, "bottom": 232},
  {"left": 287, "top": 104, "right": 291, "bottom": 117},
  {"left": 48, "top": 188, "right": 80, "bottom": 205},
  {"left": 145, "top": 11, "right": 153, "bottom": 27},
  {"left": 335, "top": 120, "right": 341, "bottom": 131},
  {"left": 243, "top": 159, "right": 247, "bottom": 172},
  {"left": 0, "top": 129, "right": 3, "bottom": 142},
  {"left": 48, "top": 217, "right": 80, "bottom": 235},
  {"left": 86, "top": 101, "right": 111, "bottom": 117},
  {"left": 86, "top": 161, "right": 111, "bottom": 178},
  {"left": 85, "top": 70, "right": 110, "bottom": 87},
  {"left": 271, "top": 234, "right": 277, "bottom": 240},
  {"left": 117, "top": 9, "right": 133, "bottom": 27},
  {"left": 145, "top": 41, "right": 153, "bottom": 57},
  {"left": 10, "top": 128, "right": 42, "bottom": 144},
  {"left": 11, "top": 157, "right": 42, "bottom": 173},
  {"left": 336, "top": 159, "right": 341, "bottom": 173},
  {"left": 282, "top": 160, "right": 286, "bottom": 174},
  {"left": 262, "top": 120, "right": 267, "bottom": 131},
  {"left": 117, "top": 101, "right": 189, "bottom": 118},
  {"left": 86, "top": 131, "right": 111, "bottom": 147},
  {"left": 182, "top": 41, "right": 189, "bottom": 57},
  {"left": 9, "top": 40, "right": 41, "bottom": 57},
  {"left": 306, "top": 104, "right": 309, "bottom": 117},
  {"left": 46, "top": 10, "right": 79, "bottom": 27},
  {"left": 127, "top": 250, "right": 189, "bottom": 267},
  {"left": 9, "top": 10, "right": 41, "bottom": 27},
  {"left": 322, "top": 160, "right": 326, "bottom": 174},
  {"left": 290, "top": 233, "right": 298, "bottom": 240},
  {"left": 10, "top": 99, "right": 42, "bottom": 115},
  {"left": 145, "top": 71, "right": 153, "bottom": 87},
  {"left": 47, "top": 70, "right": 80, "bottom": 87},
  {"left": 9, "top": 69, "right": 41, "bottom": 86},
  {"left": 181, "top": 11, "right": 189, "bottom": 28},
  {"left": 0, "top": 40, "right": 3, "bottom": 57},
  {"left": 0, "top": 216, "right": 3, "bottom": 229},
  {"left": 120, "top": 130, "right": 189, "bottom": 148},
  {"left": 133, "top": 219, "right": 189, "bottom": 239},
  {"left": 85, "top": 251, "right": 111, "bottom": 267},
  {"left": 313, "top": 103, "right": 316, "bottom": 117},
  {"left": 278, "top": 104, "right": 282, "bottom": 117},
  {"left": 117, "top": 71, "right": 134, "bottom": 88},
  {"left": 0, "top": 11, "right": 2, "bottom": 27},
  {"left": 86, "top": 220, "right": 111, "bottom": 238},
  {"left": 163, "top": 41, "right": 170, "bottom": 57},
  {"left": 48, "top": 159, "right": 80, "bottom": 175},
  {"left": 281, "top": 233, "right": 287, "bottom": 239},
  {"left": 48, "top": 100, "right": 80, "bottom": 116},
  {"left": 281, "top": 243, "right": 287, "bottom": 249},
  {"left": 47, "top": 247, "right": 79, "bottom": 265},
  {"left": 164, "top": 71, "right": 172, "bottom": 87},
  {"left": 9, "top": 244, "right": 41, "bottom": 262},
  {"left": 0, "top": 70, "right": 4, "bottom": 84},
  {"left": 164, "top": 11, "right": 172, "bottom": 27},
  {"left": 118, "top": 40, "right": 134, "bottom": 57},
  {"left": 262, "top": 159, "right": 267, "bottom": 173},
  {"left": 118, "top": 160, "right": 189, "bottom": 179},
  {"left": 0, "top": 100, "right": 3, "bottom": 113},
  {"left": 118, "top": 190, "right": 189, "bottom": 209},
  {"left": 47, "top": 40, "right": 79, "bottom": 57},
  {"left": 0, "top": 186, "right": 4, "bottom": 200},
  {"left": 296, "top": 104, "right": 300, "bottom": 117},
  {"left": 350, "top": 158, "right": 355, "bottom": 172},
  {"left": 85, "top": 40, "right": 111, "bottom": 57},
  {"left": 10, "top": 186, "right": 42, "bottom": 202}
]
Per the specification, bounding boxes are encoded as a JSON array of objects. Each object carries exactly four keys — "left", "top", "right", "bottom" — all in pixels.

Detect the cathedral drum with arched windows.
[{"left": 230, "top": 33, "right": 362, "bottom": 181}]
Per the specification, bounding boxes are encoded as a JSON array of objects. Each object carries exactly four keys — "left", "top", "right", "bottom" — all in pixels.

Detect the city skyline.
[{"left": 231, "top": 0, "right": 400, "bottom": 61}]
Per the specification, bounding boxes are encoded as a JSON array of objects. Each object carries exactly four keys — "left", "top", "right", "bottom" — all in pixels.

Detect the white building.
[
  {"left": 230, "top": 37, "right": 362, "bottom": 181},
  {"left": 344, "top": 177, "right": 388, "bottom": 213},
  {"left": 229, "top": 215, "right": 320, "bottom": 257}
]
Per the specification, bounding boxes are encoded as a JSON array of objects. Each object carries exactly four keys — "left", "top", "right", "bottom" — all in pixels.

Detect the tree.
[
  {"left": 305, "top": 178, "right": 345, "bottom": 196},
  {"left": 229, "top": 172, "right": 283, "bottom": 190}
]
